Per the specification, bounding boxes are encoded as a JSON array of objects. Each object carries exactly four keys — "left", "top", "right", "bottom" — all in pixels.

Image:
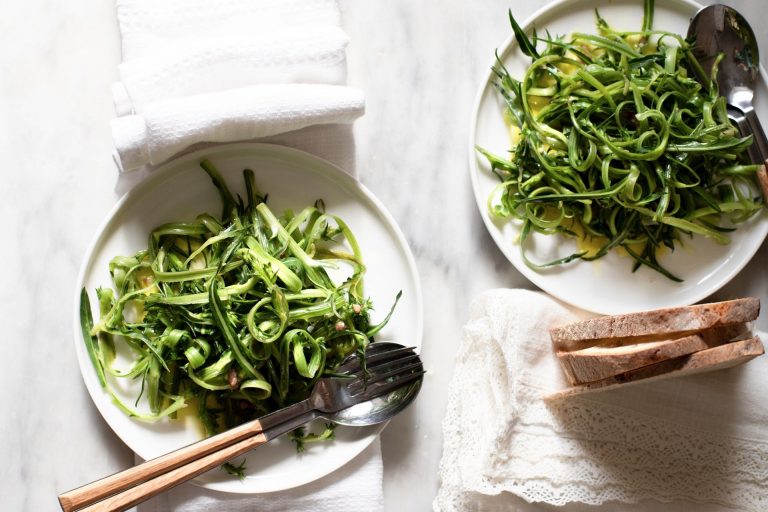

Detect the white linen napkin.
[
  {"left": 139, "top": 438, "right": 384, "bottom": 512},
  {"left": 435, "top": 289, "right": 768, "bottom": 512},
  {"left": 116, "top": 0, "right": 342, "bottom": 62},
  {"left": 115, "top": 26, "right": 350, "bottom": 111},
  {"left": 111, "top": 84, "right": 364, "bottom": 170},
  {"left": 111, "top": 0, "right": 364, "bottom": 172}
]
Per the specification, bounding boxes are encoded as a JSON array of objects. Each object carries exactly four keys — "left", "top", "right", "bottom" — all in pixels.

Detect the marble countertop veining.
[{"left": 2, "top": 1, "right": 767, "bottom": 511}]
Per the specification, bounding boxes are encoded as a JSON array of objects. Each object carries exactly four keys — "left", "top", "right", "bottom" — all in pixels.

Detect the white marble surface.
[{"left": 2, "top": 1, "right": 768, "bottom": 511}]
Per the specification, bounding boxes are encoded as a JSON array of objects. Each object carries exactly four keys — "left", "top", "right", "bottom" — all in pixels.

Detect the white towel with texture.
[
  {"left": 139, "top": 438, "right": 384, "bottom": 512},
  {"left": 111, "top": 0, "right": 364, "bottom": 172}
]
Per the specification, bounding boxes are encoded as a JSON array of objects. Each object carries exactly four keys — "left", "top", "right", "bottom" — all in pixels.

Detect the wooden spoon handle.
[
  {"left": 79, "top": 433, "right": 267, "bottom": 512},
  {"left": 757, "top": 160, "right": 768, "bottom": 204},
  {"left": 58, "top": 418, "right": 263, "bottom": 511}
]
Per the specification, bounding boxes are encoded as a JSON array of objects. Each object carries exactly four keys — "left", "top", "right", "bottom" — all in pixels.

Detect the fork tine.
[
  {"left": 335, "top": 345, "right": 417, "bottom": 373},
  {"left": 348, "top": 361, "right": 424, "bottom": 392},
  {"left": 352, "top": 370, "right": 426, "bottom": 399},
  {"left": 352, "top": 353, "right": 422, "bottom": 377},
  {"left": 364, "top": 345, "right": 417, "bottom": 364}
]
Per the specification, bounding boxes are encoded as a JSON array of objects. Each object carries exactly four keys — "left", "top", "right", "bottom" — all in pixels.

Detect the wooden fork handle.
[
  {"left": 58, "top": 418, "right": 264, "bottom": 512},
  {"left": 79, "top": 433, "right": 267, "bottom": 512}
]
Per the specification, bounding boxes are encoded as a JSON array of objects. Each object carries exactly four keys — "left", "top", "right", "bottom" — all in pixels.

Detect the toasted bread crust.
[{"left": 550, "top": 298, "right": 760, "bottom": 351}]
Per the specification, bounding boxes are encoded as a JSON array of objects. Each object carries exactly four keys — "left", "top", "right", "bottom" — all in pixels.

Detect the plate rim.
[
  {"left": 468, "top": 0, "right": 768, "bottom": 314},
  {"left": 72, "top": 142, "right": 424, "bottom": 493}
]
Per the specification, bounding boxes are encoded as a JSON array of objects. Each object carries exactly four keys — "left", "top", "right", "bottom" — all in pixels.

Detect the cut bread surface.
[
  {"left": 549, "top": 336, "right": 764, "bottom": 399},
  {"left": 556, "top": 323, "right": 749, "bottom": 385}
]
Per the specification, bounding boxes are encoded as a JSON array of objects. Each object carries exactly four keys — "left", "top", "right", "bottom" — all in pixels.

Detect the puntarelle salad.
[
  {"left": 479, "top": 0, "right": 764, "bottom": 281},
  {"left": 80, "top": 159, "right": 399, "bottom": 460}
]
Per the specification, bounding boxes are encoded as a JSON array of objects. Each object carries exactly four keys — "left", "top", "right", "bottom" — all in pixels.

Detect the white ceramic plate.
[
  {"left": 470, "top": 0, "right": 768, "bottom": 314},
  {"left": 73, "top": 143, "right": 423, "bottom": 493}
]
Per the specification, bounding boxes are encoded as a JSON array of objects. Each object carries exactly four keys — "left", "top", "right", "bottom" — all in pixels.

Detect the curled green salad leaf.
[
  {"left": 81, "top": 159, "right": 399, "bottom": 437},
  {"left": 481, "top": 0, "right": 763, "bottom": 281}
]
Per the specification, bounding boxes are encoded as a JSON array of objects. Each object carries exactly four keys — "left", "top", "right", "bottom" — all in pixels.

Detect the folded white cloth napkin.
[
  {"left": 116, "top": 0, "right": 341, "bottom": 62},
  {"left": 111, "top": 84, "right": 364, "bottom": 170},
  {"left": 139, "top": 437, "right": 384, "bottom": 512},
  {"left": 435, "top": 289, "right": 768, "bottom": 512},
  {"left": 115, "top": 25, "right": 350, "bottom": 113},
  {"left": 111, "top": 0, "right": 364, "bottom": 172}
]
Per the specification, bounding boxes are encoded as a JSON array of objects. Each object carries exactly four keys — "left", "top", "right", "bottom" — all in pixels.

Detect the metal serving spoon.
[
  {"left": 59, "top": 342, "right": 424, "bottom": 512},
  {"left": 688, "top": 4, "right": 768, "bottom": 164}
]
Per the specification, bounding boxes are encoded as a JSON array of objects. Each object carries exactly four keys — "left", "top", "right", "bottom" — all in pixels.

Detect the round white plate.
[
  {"left": 470, "top": 0, "right": 768, "bottom": 314},
  {"left": 74, "top": 143, "right": 423, "bottom": 493}
]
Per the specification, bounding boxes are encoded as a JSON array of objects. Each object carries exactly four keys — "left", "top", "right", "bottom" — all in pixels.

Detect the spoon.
[
  {"left": 687, "top": 4, "right": 768, "bottom": 164},
  {"left": 59, "top": 342, "right": 424, "bottom": 511}
]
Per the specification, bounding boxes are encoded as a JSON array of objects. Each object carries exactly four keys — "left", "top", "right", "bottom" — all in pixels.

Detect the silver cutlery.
[{"left": 58, "top": 342, "right": 424, "bottom": 512}]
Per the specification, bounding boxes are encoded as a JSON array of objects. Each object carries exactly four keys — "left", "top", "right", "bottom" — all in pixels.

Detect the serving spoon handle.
[
  {"left": 58, "top": 399, "right": 314, "bottom": 512},
  {"left": 757, "top": 161, "right": 768, "bottom": 204},
  {"left": 57, "top": 416, "right": 266, "bottom": 511},
  {"left": 742, "top": 107, "right": 768, "bottom": 163},
  {"left": 727, "top": 109, "right": 768, "bottom": 203},
  {"left": 730, "top": 106, "right": 768, "bottom": 164},
  {"left": 77, "top": 432, "right": 269, "bottom": 512}
]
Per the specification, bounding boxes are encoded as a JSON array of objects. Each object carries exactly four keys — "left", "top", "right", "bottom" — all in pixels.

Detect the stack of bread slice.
[{"left": 549, "top": 298, "right": 764, "bottom": 398}]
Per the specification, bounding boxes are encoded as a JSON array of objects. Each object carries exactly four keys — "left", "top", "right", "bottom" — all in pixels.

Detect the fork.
[{"left": 59, "top": 343, "right": 424, "bottom": 512}]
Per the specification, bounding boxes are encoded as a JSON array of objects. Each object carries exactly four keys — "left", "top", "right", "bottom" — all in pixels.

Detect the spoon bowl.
[
  {"left": 688, "top": 4, "right": 759, "bottom": 105},
  {"left": 688, "top": 4, "right": 768, "bottom": 163}
]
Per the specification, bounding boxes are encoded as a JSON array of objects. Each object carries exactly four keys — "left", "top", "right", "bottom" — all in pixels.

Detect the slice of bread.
[
  {"left": 550, "top": 297, "right": 759, "bottom": 351},
  {"left": 556, "top": 323, "right": 748, "bottom": 385},
  {"left": 548, "top": 336, "right": 764, "bottom": 399}
]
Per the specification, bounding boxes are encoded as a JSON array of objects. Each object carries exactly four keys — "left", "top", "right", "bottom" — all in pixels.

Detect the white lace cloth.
[
  {"left": 435, "top": 289, "right": 768, "bottom": 512},
  {"left": 111, "top": 0, "right": 363, "bottom": 172}
]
